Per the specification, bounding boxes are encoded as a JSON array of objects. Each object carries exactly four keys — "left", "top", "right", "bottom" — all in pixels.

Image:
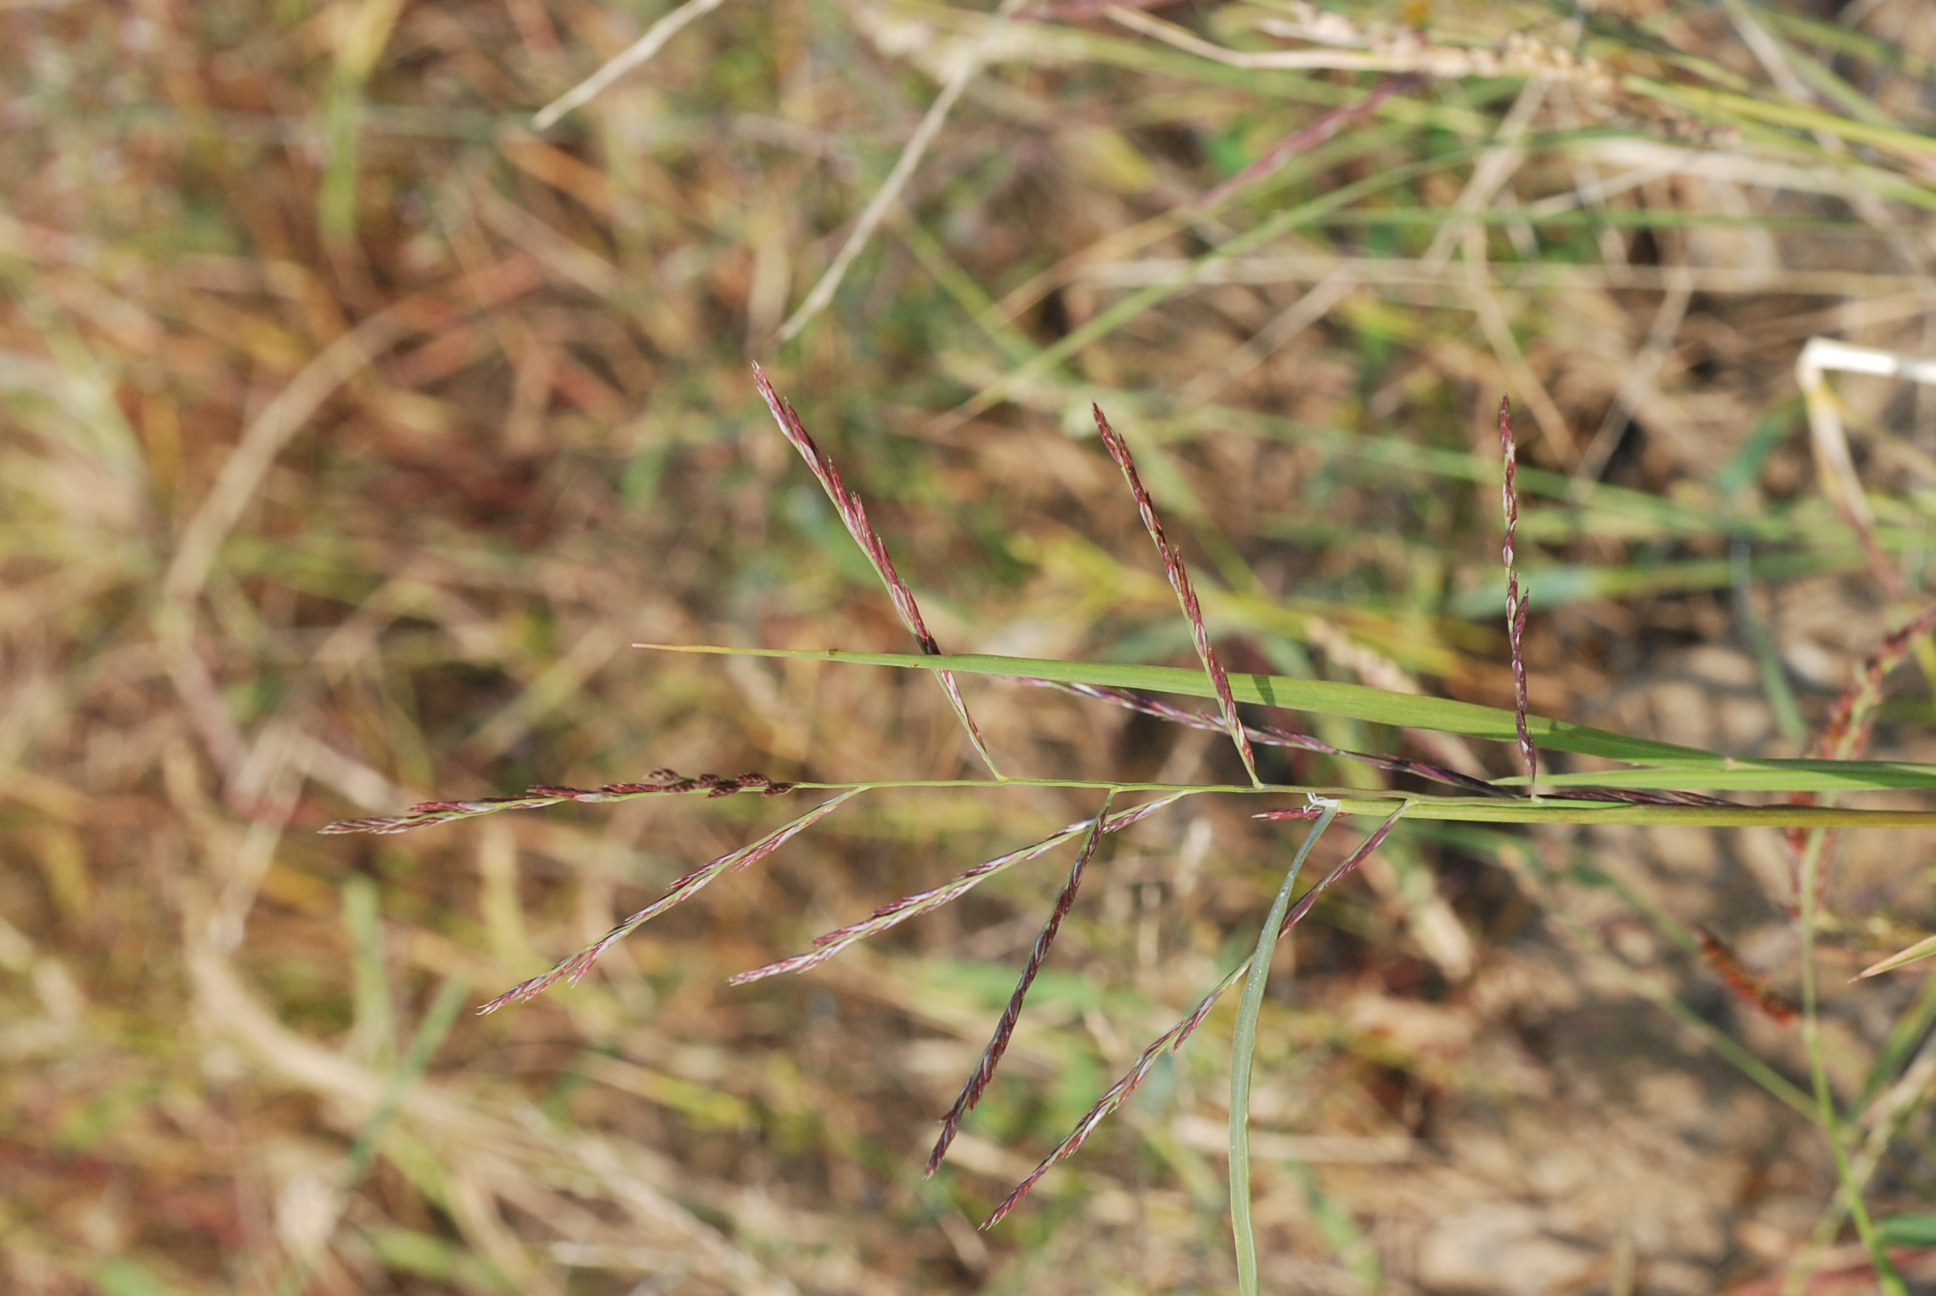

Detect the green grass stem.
[{"left": 1229, "top": 801, "right": 1340, "bottom": 1295}]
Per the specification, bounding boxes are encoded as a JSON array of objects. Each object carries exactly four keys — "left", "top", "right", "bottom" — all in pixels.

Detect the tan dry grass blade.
[
  {"left": 531, "top": 0, "right": 731, "bottom": 129},
  {"left": 1092, "top": 404, "right": 1261, "bottom": 786},
  {"left": 1860, "top": 934, "right": 1936, "bottom": 980},
  {"left": 1796, "top": 337, "right": 1936, "bottom": 601},
  {"left": 776, "top": 0, "right": 1031, "bottom": 343},
  {"left": 160, "top": 307, "right": 423, "bottom": 612}
]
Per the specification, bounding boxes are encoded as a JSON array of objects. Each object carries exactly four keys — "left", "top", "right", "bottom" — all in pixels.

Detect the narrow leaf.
[
  {"left": 640, "top": 644, "right": 1936, "bottom": 788},
  {"left": 1231, "top": 803, "right": 1339, "bottom": 1294}
]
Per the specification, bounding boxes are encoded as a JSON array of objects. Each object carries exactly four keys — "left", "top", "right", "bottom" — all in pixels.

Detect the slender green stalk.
[
  {"left": 1230, "top": 802, "right": 1339, "bottom": 1296},
  {"left": 274, "top": 975, "right": 470, "bottom": 1296},
  {"left": 1796, "top": 826, "right": 1905, "bottom": 1295}
]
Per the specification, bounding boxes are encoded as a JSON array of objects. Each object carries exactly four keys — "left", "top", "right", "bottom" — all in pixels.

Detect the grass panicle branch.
[
  {"left": 927, "top": 794, "right": 1114, "bottom": 1174},
  {"left": 319, "top": 769, "right": 797, "bottom": 836},
  {"left": 1499, "top": 396, "right": 1537, "bottom": 792},
  {"left": 729, "top": 794, "right": 1184, "bottom": 984},
  {"left": 1273, "top": 801, "right": 1411, "bottom": 935},
  {"left": 753, "top": 364, "right": 999, "bottom": 776},
  {"left": 321, "top": 375, "right": 1934, "bottom": 1252},
  {"left": 983, "top": 803, "right": 1408, "bottom": 1228},
  {"left": 1092, "top": 404, "right": 1262, "bottom": 786},
  {"left": 1042, "top": 678, "right": 1505, "bottom": 796},
  {"left": 478, "top": 791, "right": 858, "bottom": 1013}
]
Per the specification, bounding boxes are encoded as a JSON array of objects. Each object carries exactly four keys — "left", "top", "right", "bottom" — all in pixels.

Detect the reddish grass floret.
[
  {"left": 928, "top": 799, "right": 1112, "bottom": 1174},
  {"left": 1092, "top": 404, "right": 1261, "bottom": 787},
  {"left": 1696, "top": 926, "right": 1798, "bottom": 1025}
]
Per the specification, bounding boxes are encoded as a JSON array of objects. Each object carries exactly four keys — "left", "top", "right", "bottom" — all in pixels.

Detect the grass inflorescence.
[{"left": 13, "top": 0, "right": 1936, "bottom": 1290}]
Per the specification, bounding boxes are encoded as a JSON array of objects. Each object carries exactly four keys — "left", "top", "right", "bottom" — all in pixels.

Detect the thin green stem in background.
[
  {"left": 1230, "top": 801, "right": 1340, "bottom": 1295},
  {"left": 1796, "top": 826, "right": 1905, "bottom": 1295},
  {"left": 274, "top": 974, "right": 470, "bottom": 1296}
]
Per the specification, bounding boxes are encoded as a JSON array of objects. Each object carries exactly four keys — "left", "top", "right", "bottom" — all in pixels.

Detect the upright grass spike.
[
  {"left": 982, "top": 804, "right": 1409, "bottom": 1228},
  {"left": 319, "top": 769, "right": 797, "bottom": 835},
  {"left": 1093, "top": 404, "right": 1262, "bottom": 787},
  {"left": 728, "top": 794, "right": 1183, "bottom": 984},
  {"left": 928, "top": 793, "right": 1114, "bottom": 1174},
  {"left": 752, "top": 364, "right": 1001, "bottom": 777},
  {"left": 477, "top": 791, "right": 858, "bottom": 1013},
  {"left": 1499, "top": 397, "right": 1538, "bottom": 793}
]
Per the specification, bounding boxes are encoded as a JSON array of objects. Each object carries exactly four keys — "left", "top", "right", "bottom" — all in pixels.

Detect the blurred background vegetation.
[{"left": 5, "top": 0, "right": 1936, "bottom": 1292}]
